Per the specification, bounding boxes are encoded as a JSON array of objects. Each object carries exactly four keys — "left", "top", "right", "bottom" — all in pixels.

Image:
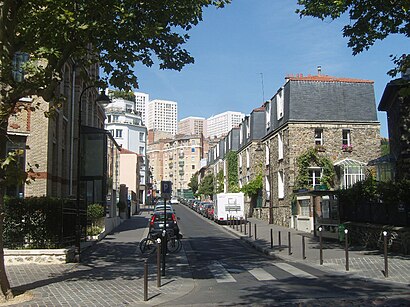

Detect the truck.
[{"left": 213, "top": 192, "right": 245, "bottom": 224}]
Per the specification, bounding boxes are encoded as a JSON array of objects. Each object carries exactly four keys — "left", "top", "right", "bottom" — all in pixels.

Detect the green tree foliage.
[
  {"left": 197, "top": 174, "right": 214, "bottom": 199},
  {"left": 188, "top": 173, "right": 199, "bottom": 194},
  {"left": 226, "top": 151, "right": 239, "bottom": 192},
  {"left": 381, "top": 138, "right": 390, "bottom": 156},
  {"left": 109, "top": 90, "right": 136, "bottom": 102},
  {"left": 241, "top": 173, "right": 263, "bottom": 198},
  {"left": 216, "top": 170, "right": 224, "bottom": 194},
  {"left": 295, "top": 147, "right": 335, "bottom": 190},
  {"left": 296, "top": 1, "right": 410, "bottom": 76},
  {"left": 0, "top": 0, "right": 230, "bottom": 300}
]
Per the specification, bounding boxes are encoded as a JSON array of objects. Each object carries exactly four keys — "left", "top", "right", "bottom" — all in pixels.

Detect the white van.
[{"left": 213, "top": 193, "right": 244, "bottom": 223}]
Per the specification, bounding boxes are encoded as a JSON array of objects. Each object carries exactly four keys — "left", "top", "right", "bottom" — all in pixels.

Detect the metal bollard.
[
  {"left": 244, "top": 218, "right": 247, "bottom": 235},
  {"left": 144, "top": 259, "right": 148, "bottom": 301},
  {"left": 319, "top": 227, "right": 323, "bottom": 265},
  {"left": 344, "top": 229, "right": 349, "bottom": 271},
  {"left": 254, "top": 223, "right": 257, "bottom": 240},
  {"left": 240, "top": 218, "right": 243, "bottom": 232},
  {"left": 270, "top": 229, "right": 273, "bottom": 249},
  {"left": 278, "top": 231, "right": 282, "bottom": 250},
  {"left": 383, "top": 231, "right": 388, "bottom": 277},
  {"left": 288, "top": 232, "right": 292, "bottom": 255},
  {"left": 157, "top": 240, "right": 161, "bottom": 287},
  {"left": 227, "top": 214, "right": 229, "bottom": 227},
  {"left": 249, "top": 221, "right": 252, "bottom": 238},
  {"left": 302, "top": 235, "right": 306, "bottom": 259},
  {"left": 236, "top": 218, "right": 238, "bottom": 231}
]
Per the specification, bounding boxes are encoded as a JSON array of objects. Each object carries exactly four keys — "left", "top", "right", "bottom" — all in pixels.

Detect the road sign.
[{"left": 161, "top": 181, "right": 172, "bottom": 200}]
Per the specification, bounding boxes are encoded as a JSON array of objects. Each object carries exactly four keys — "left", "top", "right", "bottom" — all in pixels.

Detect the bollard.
[
  {"left": 302, "top": 235, "right": 306, "bottom": 259},
  {"left": 344, "top": 229, "right": 349, "bottom": 271},
  {"left": 236, "top": 218, "right": 239, "bottom": 231},
  {"left": 270, "top": 229, "right": 273, "bottom": 249},
  {"left": 254, "top": 223, "right": 257, "bottom": 240},
  {"left": 249, "top": 221, "right": 252, "bottom": 238},
  {"left": 157, "top": 239, "right": 161, "bottom": 287},
  {"left": 240, "top": 217, "right": 243, "bottom": 233},
  {"left": 244, "top": 218, "right": 247, "bottom": 235},
  {"left": 144, "top": 259, "right": 148, "bottom": 301},
  {"left": 288, "top": 232, "right": 292, "bottom": 255},
  {"left": 278, "top": 231, "right": 282, "bottom": 250},
  {"left": 161, "top": 230, "right": 167, "bottom": 276},
  {"left": 383, "top": 231, "right": 388, "bottom": 277},
  {"left": 319, "top": 227, "right": 323, "bottom": 265},
  {"left": 227, "top": 214, "right": 229, "bottom": 227}
]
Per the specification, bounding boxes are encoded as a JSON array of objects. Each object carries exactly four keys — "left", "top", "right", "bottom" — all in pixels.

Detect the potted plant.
[{"left": 342, "top": 144, "right": 353, "bottom": 152}]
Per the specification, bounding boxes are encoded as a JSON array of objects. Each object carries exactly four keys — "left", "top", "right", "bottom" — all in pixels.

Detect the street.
[{"left": 164, "top": 203, "right": 410, "bottom": 306}]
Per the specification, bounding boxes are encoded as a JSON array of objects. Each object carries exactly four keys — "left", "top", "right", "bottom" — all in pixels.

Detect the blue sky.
[{"left": 130, "top": 0, "right": 408, "bottom": 138}]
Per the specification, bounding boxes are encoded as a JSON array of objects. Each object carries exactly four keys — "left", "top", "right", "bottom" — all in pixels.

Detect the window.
[
  {"left": 342, "top": 129, "right": 351, "bottom": 146},
  {"left": 265, "top": 143, "right": 270, "bottom": 166},
  {"left": 116, "top": 129, "right": 123, "bottom": 138},
  {"left": 239, "top": 153, "right": 242, "bottom": 168},
  {"left": 139, "top": 132, "right": 144, "bottom": 142},
  {"left": 265, "top": 101, "right": 271, "bottom": 129},
  {"left": 109, "top": 129, "right": 114, "bottom": 136},
  {"left": 12, "top": 52, "right": 29, "bottom": 82},
  {"left": 299, "top": 199, "right": 310, "bottom": 217},
  {"left": 113, "top": 115, "right": 119, "bottom": 122},
  {"left": 315, "top": 129, "right": 323, "bottom": 145},
  {"left": 107, "top": 115, "right": 112, "bottom": 123},
  {"left": 192, "top": 165, "right": 195, "bottom": 170},
  {"left": 277, "top": 89, "right": 284, "bottom": 120},
  {"left": 265, "top": 176, "right": 271, "bottom": 200},
  {"left": 336, "top": 160, "right": 366, "bottom": 189},
  {"left": 191, "top": 147, "right": 195, "bottom": 153},
  {"left": 308, "top": 167, "right": 322, "bottom": 187},
  {"left": 278, "top": 171, "right": 284, "bottom": 199},
  {"left": 278, "top": 133, "right": 283, "bottom": 160},
  {"left": 246, "top": 148, "right": 250, "bottom": 168},
  {"left": 139, "top": 146, "right": 144, "bottom": 155}
]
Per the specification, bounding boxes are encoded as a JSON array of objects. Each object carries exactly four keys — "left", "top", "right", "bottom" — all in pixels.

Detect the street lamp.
[{"left": 75, "top": 86, "right": 111, "bottom": 262}]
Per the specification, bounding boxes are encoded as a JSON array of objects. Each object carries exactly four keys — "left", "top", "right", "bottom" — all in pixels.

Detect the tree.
[
  {"left": 0, "top": 0, "right": 230, "bottom": 300},
  {"left": 226, "top": 151, "right": 239, "bottom": 192},
  {"left": 109, "top": 90, "right": 136, "bottom": 102},
  {"left": 188, "top": 173, "right": 199, "bottom": 194},
  {"left": 296, "top": 0, "right": 410, "bottom": 76},
  {"left": 197, "top": 174, "right": 214, "bottom": 199}
]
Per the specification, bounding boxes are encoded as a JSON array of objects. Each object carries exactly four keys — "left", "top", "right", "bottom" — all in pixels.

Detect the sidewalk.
[
  {"left": 223, "top": 217, "right": 410, "bottom": 284},
  {"left": 4, "top": 209, "right": 194, "bottom": 306}
]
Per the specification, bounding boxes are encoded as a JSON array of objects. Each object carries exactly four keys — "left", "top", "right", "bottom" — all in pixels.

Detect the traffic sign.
[{"left": 161, "top": 181, "right": 172, "bottom": 200}]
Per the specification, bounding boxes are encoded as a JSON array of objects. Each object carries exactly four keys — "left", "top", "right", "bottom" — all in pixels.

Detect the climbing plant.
[
  {"left": 241, "top": 173, "right": 263, "bottom": 198},
  {"left": 295, "top": 147, "right": 335, "bottom": 190},
  {"left": 216, "top": 170, "right": 224, "bottom": 194},
  {"left": 226, "top": 151, "right": 239, "bottom": 192}
]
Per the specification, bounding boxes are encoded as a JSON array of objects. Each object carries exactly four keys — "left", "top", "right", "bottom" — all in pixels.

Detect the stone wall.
[{"left": 5, "top": 248, "right": 75, "bottom": 265}]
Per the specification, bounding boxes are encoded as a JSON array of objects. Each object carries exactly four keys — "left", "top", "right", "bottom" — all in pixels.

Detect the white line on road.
[
  {"left": 248, "top": 267, "right": 277, "bottom": 281},
  {"left": 208, "top": 261, "right": 236, "bottom": 283},
  {"left": 273, "top": 262, "right": 318, "bottom": 279}
]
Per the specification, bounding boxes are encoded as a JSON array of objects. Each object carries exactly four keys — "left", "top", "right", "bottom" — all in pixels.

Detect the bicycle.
[{"left": 139, "top": 229, "right": 182, "bottom": 255}]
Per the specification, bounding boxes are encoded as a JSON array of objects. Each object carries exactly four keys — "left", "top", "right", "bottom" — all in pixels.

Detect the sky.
[{"left": 129, "top": 0, "right": 408, "bottom": 138}]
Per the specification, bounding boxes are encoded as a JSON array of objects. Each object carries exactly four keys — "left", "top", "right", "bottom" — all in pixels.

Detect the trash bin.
[{"left": 338, "top": 224, "right": 345, "bottom": 242}]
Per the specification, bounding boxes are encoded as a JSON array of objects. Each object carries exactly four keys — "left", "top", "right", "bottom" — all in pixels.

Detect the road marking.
[
  {"left": 208, "top": 261, "right": 236, "bottom": 283},
  {"left": 273, "top": 262, "right": 318, "bottom": 279},
  {"left": 248, "top": 268, "right": 277, "bottom": 281}
]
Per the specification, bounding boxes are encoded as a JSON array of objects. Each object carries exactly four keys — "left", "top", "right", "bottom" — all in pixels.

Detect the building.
[
  {"left": 104, "top": 97, "right": 148, "bottom": 205},
  {"left": 378, "top": 75, "right": 410, "bottom": 180},
  {"left": 119, "top": 148, "right": 142, "bottom": 215},
  {"left": 206, "top": 111, "right": 245, "bottom": 139},
  {"left": 178, "top": 116, "right": 207, "bottom": 136},
  {"left": 147, "top": 99, "right": 178, "bottom": 135},
  {"left": 134, "top": 91, "right": 149, "bottom": 125},
  {"left": 261, "top": 74, "right": 380, "bottom": 232}
]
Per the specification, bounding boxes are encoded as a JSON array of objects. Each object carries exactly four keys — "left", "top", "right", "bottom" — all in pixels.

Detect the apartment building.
[
  {"left": 206, "top": 111, "right": 245, "bottom": 139},
  {"left": 134, "top": 91, "right": 149, "bottom": 125},
  {"left": 105, "top": 97, "right": 148, "bottom": 204},
  {"left": 147, "top": 99, "right": 178, "bottom": 135},
  {"left": 178, "top": 116, "right": 207, "bottom": 136}
]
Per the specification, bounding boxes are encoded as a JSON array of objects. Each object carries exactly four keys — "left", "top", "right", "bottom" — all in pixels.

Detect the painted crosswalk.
[{"left": 207, "top": 261, "right": 318, "bottom": 283}]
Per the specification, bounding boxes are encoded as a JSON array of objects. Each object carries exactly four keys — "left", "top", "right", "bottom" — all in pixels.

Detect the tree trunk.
[{"left": 0, "top": 121, "right": 13, "bottom": 300}]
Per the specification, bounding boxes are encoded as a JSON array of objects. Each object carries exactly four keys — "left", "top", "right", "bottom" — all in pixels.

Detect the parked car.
[
  {"left": 149, "top": 211, "right": 179, "bottom": 236},
  {"left": 170, "top": 197, "right": 179, "bottom": 205},
  {"left": 199, "top": 202, "right": 213, "bottom": 215},
  {"left": 154, "top": 202, "right": 175, "bottom": 214},
  {"left": 206, "top": 204, "right": 214, "bottom": 219}
]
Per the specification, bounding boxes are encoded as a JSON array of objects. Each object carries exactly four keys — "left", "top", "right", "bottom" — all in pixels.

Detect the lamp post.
[{"left": 76, "top": 86, "right": 111, "bottom": 262}]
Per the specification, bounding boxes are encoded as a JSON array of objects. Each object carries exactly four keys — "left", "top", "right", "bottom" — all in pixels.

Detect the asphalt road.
[{"left": 162, "top": 203, "right": 410, "bottom": 306}]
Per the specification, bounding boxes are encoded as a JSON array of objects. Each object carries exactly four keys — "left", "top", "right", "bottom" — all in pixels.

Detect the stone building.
[
  {"left": 378, "top": 76, "right": 410, "bottom": 180},
  {"left": 237, "top": 107, "right": 266, "bottom": 217},
  {"left": 262, "top": 74, "right": 381, "bottom": 231}
]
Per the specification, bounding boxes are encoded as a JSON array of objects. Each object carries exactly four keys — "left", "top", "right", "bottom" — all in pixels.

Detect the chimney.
[{"left": 317, "top": 66, "right": 322, "bottom": 76}]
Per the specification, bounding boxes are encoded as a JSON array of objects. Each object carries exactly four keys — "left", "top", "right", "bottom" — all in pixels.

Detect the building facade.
[
  {"left": 178, "top": 116, "right": 207, "bottom": 136},
  {"left": 147, "top": 99, "right": 178, "bottom": 135},
  {"left": 104, "top": 97, "right": 148, "bottom": 204},
  {"left": 206, "top": 111, "right": 245, "bottom": 139},
  {"left": 134, "top": 91, "right": 149, "bottom": 125}
]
